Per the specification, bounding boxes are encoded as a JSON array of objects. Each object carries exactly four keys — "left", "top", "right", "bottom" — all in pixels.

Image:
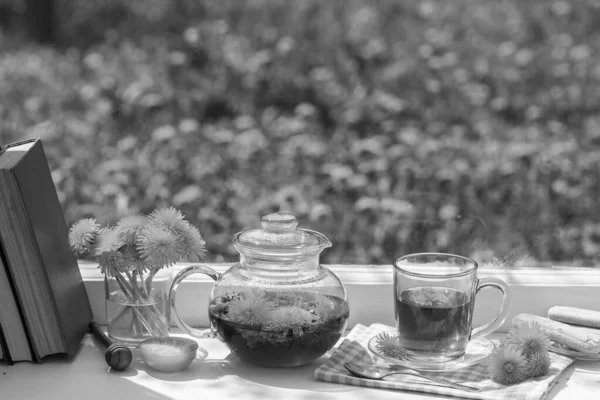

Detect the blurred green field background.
[{"left": 1, "top": 0, "right": 600, "bottom": 266}]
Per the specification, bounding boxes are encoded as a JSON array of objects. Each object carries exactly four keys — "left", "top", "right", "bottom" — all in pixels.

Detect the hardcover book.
[
  {"left": 0, "top": 138, "right": 93, "bottom": 360},
  {"left": 0, "top": 244, "right": 33, "bottom": 363},
  {"left": 0, "top": 323, "right": 4, "bottom": 363}
]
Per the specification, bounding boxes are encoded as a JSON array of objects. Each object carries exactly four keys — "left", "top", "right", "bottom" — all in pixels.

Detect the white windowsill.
[
  {"left": 79, "top": 261, "right": 600, "bottom": 333},
  {"left": 2, "top": 262, "right": 599, "bottom": 400},
  {"left": 2, "top": 328, "right": 597, "bottom": 400}
]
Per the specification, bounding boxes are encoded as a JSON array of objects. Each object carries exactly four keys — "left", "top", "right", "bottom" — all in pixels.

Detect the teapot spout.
[
  {"left": 311, "top": 230, "right": 332, "bottom": 252},
  {"left": 298, "top": 228, "right": 331, "bottom": 251}
]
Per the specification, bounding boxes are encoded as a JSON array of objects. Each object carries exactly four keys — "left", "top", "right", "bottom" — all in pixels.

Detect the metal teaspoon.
[{"left": 343, "top": 362, "right": 481, "bottom": 392}]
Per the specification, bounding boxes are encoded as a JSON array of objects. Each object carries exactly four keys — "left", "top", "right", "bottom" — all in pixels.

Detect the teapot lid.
[{"left": 233, "top": 213, "right": 331, "bottom": 253}]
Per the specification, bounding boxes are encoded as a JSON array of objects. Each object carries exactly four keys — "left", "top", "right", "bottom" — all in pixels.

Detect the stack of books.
[{"left": 0, "top": 138, "right": 92, "bottom": 364}]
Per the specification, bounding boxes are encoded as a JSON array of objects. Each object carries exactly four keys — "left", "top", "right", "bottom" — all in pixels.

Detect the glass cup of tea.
[{"left": 393, "top": 253, "right": 511, "bottom": 363}]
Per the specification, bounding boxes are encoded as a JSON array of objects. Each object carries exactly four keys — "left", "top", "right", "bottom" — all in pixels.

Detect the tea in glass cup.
[{"left": 393, "top": 253, "right": 511, "bottom": 363}]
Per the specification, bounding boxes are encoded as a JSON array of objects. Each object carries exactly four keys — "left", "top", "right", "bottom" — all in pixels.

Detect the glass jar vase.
[{"left": 105, "top": 267, "right": 172, "bottom": 346}]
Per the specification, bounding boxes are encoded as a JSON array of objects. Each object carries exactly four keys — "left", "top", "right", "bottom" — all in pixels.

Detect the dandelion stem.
[
  {"left": 126, "top": 271, "right": 143, "bottom": 301},
  {"left": 114, "top": 273, "right": 133, "bottom": 297},
  {"left": 136, "top": 270, "right": 149, "bottom": 298},
  {"left": 145, "top": 267, "right": 158, "bottom": 294},
  {"left": 119, "top": 271, "right": 156, "bottom": 335}
]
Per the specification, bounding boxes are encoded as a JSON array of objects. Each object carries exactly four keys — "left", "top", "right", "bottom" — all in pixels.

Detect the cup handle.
[
  {"left": 470, "top": 277, "right": 512, "bottom": 340},
  {"left": 168, "top": 264, "right": 222, "bottom": 339}
]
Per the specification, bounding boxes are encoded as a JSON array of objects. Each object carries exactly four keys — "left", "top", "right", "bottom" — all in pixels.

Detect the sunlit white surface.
[{"left": 1, "top": 330, "right": 598, "bottom": 400}]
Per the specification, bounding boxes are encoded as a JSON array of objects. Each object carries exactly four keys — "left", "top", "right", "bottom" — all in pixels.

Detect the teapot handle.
[{"left": 168, "top": 264, "right": 222, "bottom": 339}]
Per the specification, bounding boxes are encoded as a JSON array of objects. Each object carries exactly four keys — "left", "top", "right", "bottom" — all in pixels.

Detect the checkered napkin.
[{"left": 314, "top": 323, "right": 574, "bottom": 400}]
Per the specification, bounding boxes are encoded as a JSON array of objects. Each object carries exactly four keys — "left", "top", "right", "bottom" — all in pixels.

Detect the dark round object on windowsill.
[{"left": 105, "top": 344, "right": 133, "bottom": 371}]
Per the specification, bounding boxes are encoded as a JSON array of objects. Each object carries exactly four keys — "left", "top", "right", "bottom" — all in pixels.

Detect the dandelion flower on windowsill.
[
  {"left": 526, "top": 350, "right": 551, "bottom": 378},
  {"left": 506, "top": 321, "right": 552, "bottom": 358},
  {"left": 375, "top": 333, "right": 407, "bottom": 360},
  {"left": 68, "top": 218, "right": 100, "bottom": 254},
  {"left": 137, "top": 226, "right": 181, "bottom": 269},
  {"left": 487, "top": 344, "right": 529, "bottom": 385}
]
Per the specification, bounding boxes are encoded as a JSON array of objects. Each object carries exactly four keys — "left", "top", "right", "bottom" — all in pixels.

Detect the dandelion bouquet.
[{"left": 69, "top": 207, "right": 206, "bottom": 344}]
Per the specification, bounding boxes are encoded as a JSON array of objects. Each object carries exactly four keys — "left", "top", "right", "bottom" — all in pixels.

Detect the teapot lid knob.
[{"left": 261, "top": 213, "right": 299, "bottom": 232}]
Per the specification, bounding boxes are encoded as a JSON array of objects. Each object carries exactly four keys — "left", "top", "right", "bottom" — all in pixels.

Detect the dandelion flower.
[
  {"left": 209, "top": 301, "right": 228, "bottom": 317},
  {"left": 116, "top": 215, "right": 149, "bottom": 245},
  {"left": 227, "top": 294, "right": 274, "bottom": 326},
  {"left": 266, "top": 306, "right": 316, "bottom": 336},
  {"left": 97, "top": 250, "right": 130, "bottom": 277},
  {"left": 487, "top": 344, "right": 529, "bottom": 385},
  {"left": 94, "top": 227, "right": 123, "bottom": 256},
  {"left": 270, "top": 306, "right": 315, "bottom": 327},
  {"left": 137, "top": 226, "right": 181, "bottom": 268},
  {"left": 68, "top": 218, "right": 99, "bottom": 254},
  {"left": 119, "top": 242, "right": 150, "bottom": 273},
  {"left": 313, "top": 295, "right": 335, "bottom": 321},
  {"left": 375, "top": 333, "right": 407, "bottom": 359},
  {"left": 132, "top": 258, "right": 152, "bottom": 273},
  {"left": 526, "top": 351, "right": 551, "bottom": 378},
  {"left": 274, "top": 292, "right": 304, "bottom": 308},
  {"left": 506, "top": 322, "right": 552, "bottom": 358},
  {"left": 412, "top": 287, "right": 449, "bottom": 307},
  {"left": 177, "top": 223, "right": 206, "bottom": 262},
  {"left": 149, "top": 207, "right": 187, "bottom": 233}
]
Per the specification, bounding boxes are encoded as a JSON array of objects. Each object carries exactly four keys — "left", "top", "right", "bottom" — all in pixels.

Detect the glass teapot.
[{"left": 168, "top": 213, "right": 349, "bottom": 368}]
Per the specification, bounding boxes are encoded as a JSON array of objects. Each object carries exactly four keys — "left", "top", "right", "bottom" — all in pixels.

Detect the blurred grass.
[{"left": 1, "top": 0, "right": 600, "bottom": 266}]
